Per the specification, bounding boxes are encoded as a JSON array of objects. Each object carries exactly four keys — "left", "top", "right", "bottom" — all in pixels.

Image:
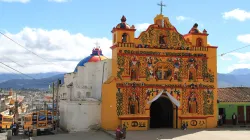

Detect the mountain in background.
[
  {"left": 0, "top": 68, "right": 250, "bottom": 90},
  {"left": 0, "top": 72, "right": 65, "bottom": 83},
  {"left": 0, "top": 73, "right": 64, "bottom": 90},
  {"left": 229, "top": 68, "right": 250, "bottom": 75}
]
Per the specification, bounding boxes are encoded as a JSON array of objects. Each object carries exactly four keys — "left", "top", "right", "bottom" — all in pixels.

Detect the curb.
[{"left": 100, "top": 128, "right": 116, "bottom": 139}]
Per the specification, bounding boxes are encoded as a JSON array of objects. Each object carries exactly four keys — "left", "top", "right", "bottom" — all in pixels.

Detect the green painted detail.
[{"left": 116, "top": 88, "right": 123, "bottom": 116}]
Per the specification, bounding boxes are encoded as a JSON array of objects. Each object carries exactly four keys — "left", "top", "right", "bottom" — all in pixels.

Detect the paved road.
[{"left": 32, "top": 131, "right": 113, "bottom": 140}]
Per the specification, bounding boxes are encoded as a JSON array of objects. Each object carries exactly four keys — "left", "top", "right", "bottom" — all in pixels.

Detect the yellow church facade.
[{"left": 101, "top": 13, "right": 218, "bottom": 130}]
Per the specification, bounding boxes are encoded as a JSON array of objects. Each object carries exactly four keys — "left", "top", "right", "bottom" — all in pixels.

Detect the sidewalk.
[{"left": 218, "top": 124, "right": 250, "bottom": 128}]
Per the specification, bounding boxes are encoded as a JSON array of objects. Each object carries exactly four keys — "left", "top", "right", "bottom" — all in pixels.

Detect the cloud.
[
  {"left": 222, "top": 8, "right": 250, "bottom": 21},
  {"left": 220, "top": 56, "right": 232, "bottom": 61},
  {"left": 0, "top": 27, "right": 112, "bottom": 74},
  {"left": 228, "top": 64, "right": 250, "bottom": 72},
  {"left": 0, "top": 0, "right": 30, "bottom": 3},
  {"left": 135, "top": 23, "right": 151, "bottom": 32},
  {"left": 229, "top": 52, "right": 250, "bottom": 63},
  {"left": 48, "top": 0, "right": 70, "bottom": 3},
  {"left": 176, "top": 16, "right": 190, "bottom": 21},
  {"left": 237, "top": 34, "right": 250, "bottom": 44}
]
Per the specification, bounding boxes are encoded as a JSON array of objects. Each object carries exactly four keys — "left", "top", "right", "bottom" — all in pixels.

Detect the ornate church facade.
[{"left": 101, "top": 13, "right": 218, "bottom": 130}]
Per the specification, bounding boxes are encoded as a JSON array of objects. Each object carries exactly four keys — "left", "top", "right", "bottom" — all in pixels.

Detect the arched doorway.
[{"left": 150, "top": 97, "right": 173, "bottom": 128}]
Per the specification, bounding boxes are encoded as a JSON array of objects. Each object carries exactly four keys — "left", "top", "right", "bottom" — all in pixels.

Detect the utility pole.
[
  {"left": 56, "top": 79, "right": 60, "bottom": 133},
  {"left": 52, "top": 83, "right": 55, "bottom": 130},
  {"left": 14, "top": 91, "right": 18, "bottom": 122}
]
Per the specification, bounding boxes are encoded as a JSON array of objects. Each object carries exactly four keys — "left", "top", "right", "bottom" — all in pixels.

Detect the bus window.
[
  {"left": 25, "top": 117, "right": 31, "bottom": 122},
  {"left": 38, "top": 115, "right": 46, "bottom": 121},
  {"left": 3, "top": 118, "right": 13, "bottom": 122}
]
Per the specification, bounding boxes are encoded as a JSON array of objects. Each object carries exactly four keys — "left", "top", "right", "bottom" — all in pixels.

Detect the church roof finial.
[
  {"left": 121, "top": 15, "right": 126, "bottom": 22},
  {"left": 157, "top": 1, "right": 166, "bottom": 15}
]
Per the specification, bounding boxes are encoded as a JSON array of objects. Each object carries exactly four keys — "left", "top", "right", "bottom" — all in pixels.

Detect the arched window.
[
  {"left": 122, "top": 33, "right": 128, "bottom": 43},
  {"left": 196, "top": 38, "right": 203, "bottom": 47},
  {"left": 113, "top": 33, "right": 116, "bottom": 43}
]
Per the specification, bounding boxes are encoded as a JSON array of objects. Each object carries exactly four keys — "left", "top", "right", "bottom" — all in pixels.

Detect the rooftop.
[{"left": 218, "top": 87, "right": 250, "bottom": 102}]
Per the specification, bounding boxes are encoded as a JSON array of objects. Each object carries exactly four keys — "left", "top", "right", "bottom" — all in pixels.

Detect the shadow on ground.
[{"left": 121, "top": 128, "right": 250, "bottom": 140}]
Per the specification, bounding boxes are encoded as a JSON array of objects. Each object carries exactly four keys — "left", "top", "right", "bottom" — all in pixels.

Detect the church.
[
  {"left": 59, "top": 47, "right": 112, "bottom": 132},
  {"left": 101, "top": 4, "right": 218, "bottom": 130}
]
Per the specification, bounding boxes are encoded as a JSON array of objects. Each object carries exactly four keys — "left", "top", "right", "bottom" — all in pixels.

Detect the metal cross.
[
  {"left": 157, "top": 1, "right": 166, "bottom": 15},
  {"left": 94, "top": 41, "right": 100, "bottom": 48}
]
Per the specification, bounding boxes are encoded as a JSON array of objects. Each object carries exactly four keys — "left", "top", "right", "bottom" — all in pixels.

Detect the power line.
[
  {"left": 0, "top": 31, "right": 67, "bottom": 70},
  {"left": 0, "top": 61, "right": 34, "bottom": 79},
  {"left": 209, "top": 44, "right": 250, "bottom": 60},
  {"left": 2, "top": 56, "right": 25, "bottom": 68}
]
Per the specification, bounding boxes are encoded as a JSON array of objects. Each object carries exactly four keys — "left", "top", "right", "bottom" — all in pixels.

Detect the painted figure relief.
[
  {"left": 188, "top": 92, "right": 198, "bottom": 113},
  {"left": 128, "top": 93, "right": 140, "bottom": 114},
  {"left": 129, "top": 56, "right": 140, "bottom": 81}
]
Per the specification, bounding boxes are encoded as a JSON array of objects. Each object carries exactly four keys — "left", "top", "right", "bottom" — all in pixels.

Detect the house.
[{"left": 218, "top": 87, "right": 250, "bottom": 124}]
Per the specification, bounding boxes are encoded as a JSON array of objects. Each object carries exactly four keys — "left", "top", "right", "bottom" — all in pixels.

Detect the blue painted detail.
[{"left": 74, "top": 56, "right": 92, "bottom": 72}]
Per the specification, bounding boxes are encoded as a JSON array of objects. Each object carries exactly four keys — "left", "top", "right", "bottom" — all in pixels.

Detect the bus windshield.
[
  {"left": 3, "top": 118, "right": 13, "bottom": 122},
  {"left": 38, "top": 115, "right": 46, "bottom": 121}
]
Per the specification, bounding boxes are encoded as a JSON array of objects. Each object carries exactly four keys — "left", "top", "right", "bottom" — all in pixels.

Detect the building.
[
  {"left": 59, "top": 47, "right": 112, "bottom": 132},
  {"left": 101, "top": 11, "right": 218, "bottom": 130},
  {"left": 218, "top": 87, "right": 250, "bottom": 124}
]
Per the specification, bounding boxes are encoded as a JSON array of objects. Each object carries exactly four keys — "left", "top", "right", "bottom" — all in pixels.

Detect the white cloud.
[
  {"left": 176, "top": 16, "right": 190, "bottom": 21},
  {"left": 220, "top": 56, "right": 232, "bottom": 61},
  {"left": 237, "top": 34, "right": 250, "bottom": 44},
  {"left": 0, "top": 27, "right": 112, "bottom": 74},
  {"left": 135, "top": 23, "right": 151, "bottom": 32},
  {"left": 229, "top": 52, "right": 250, "bottom": 63},
  {"left": 48, "top": 0, "right": 70, "bottom": 3},
  {"left": 228, "top": 63, "right": 250, "bottom": 72},
  {"left": 222, "top": 8, "right": 250, "bottom": 21},
  {"left": 0, "top": 0, "right": 29, "bottom": 3}
]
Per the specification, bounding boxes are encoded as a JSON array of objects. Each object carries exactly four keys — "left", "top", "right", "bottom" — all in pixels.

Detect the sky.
[{"left": 0, "top": 0, "right": 249, "bottom": 74}]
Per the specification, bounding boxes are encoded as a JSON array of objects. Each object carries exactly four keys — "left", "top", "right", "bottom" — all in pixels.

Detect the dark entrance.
[{"left": 150, "top": 97, "right": 173, "bottom": 128}]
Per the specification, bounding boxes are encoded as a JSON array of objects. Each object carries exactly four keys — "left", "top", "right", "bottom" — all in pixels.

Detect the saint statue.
[
  {"left": 128, "top": 94, "right": 139, "bottom": 114},
  {"left": 129, "top": 56, "right": 140, "bottom": 81},
  {"left": 188, "top": 92, "right": 197, "bottom": 113}
]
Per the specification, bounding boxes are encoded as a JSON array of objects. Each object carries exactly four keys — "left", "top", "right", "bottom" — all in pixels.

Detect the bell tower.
[
  {"left": 111, "top": 15, "right": 136, "bottom": 45},
  {"left": 184, "top": 23, "right": 209, "bottom": 47}
]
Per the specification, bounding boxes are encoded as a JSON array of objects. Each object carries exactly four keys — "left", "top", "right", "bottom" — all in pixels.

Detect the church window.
[
  {"left": 113, "top": 33, "right": 116, "bottom": 43},
  {"left": 196, "top": 38, "right": 203, "bottom": 47},
  {"left": 86, "top": 92, "right": 91, "bottom": 98},
  {"left": 122, "top": 33, "right": 128, "bottom": 43}
]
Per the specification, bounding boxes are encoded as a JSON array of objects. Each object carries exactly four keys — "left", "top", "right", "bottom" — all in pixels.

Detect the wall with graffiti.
[{"left": 101, "top": 14, "right": 218, "bottom": 130}]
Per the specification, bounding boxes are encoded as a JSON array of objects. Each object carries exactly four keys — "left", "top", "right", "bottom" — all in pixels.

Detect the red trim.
[
  {"left": 111, "top": 28, "right": 136, "bottom": 33},
  {"left": 179, "top": 116, "right": 214, "bottom": 119},
  {"left": 118, "top": 53, "right": 208, "bottom": 58},
  {"left": 119, "top": 116, "right": 150, "bottom": 120},
  {"left": 207, "top": 46, "right": 218, "bottom": 48},
  {"left": 117, "top": 85, "right": 215, "bottom": 89},
  {"left": 183, "top": 33, "right": 209, "bottom": 37}
]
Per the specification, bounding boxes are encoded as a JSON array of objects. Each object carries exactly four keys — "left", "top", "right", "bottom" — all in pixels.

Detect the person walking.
[
  {"left": 232, "top": 113, "right": 237, "bottom": 125},
  {"left": 122, "top": 124, "right": 127, "bottom": 139},
  {"left": 115, "top": 125, "right": 123, "bottom": 140},
  {"left": 11, "top": 122, "right": 17, "bottom": 136}
]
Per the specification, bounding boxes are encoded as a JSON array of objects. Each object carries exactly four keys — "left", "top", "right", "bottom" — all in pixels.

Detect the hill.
[{"left": 0, "top": 74, "right": 64, "bottom": 90}]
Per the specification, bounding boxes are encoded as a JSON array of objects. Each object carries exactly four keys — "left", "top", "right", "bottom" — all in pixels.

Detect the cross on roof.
[
  {"left": 157, "top": 1, "right": 166, "bottom": 15},
  {"left": 94, "top": 41, "right": 100, "bottom": 48}
]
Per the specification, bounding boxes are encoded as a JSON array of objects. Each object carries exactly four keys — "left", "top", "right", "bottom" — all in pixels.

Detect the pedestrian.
[
  {"left": 115, "top": 125, "right": 123, "bottom": 140},
  {"left": 222, "top": 114, "right": 226, "bottom": 124},
  {"left": 218, "top": 114, "right": 222, "bottom": 126},
  {"left": 232, "top": 113, "right": 237, "bottom": 125},
  {"left": 122, "top": 124, "right": 127, "bottom": 139},
  {"left": 11, "top": 122, "right": 17, "bottom": 136}
]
